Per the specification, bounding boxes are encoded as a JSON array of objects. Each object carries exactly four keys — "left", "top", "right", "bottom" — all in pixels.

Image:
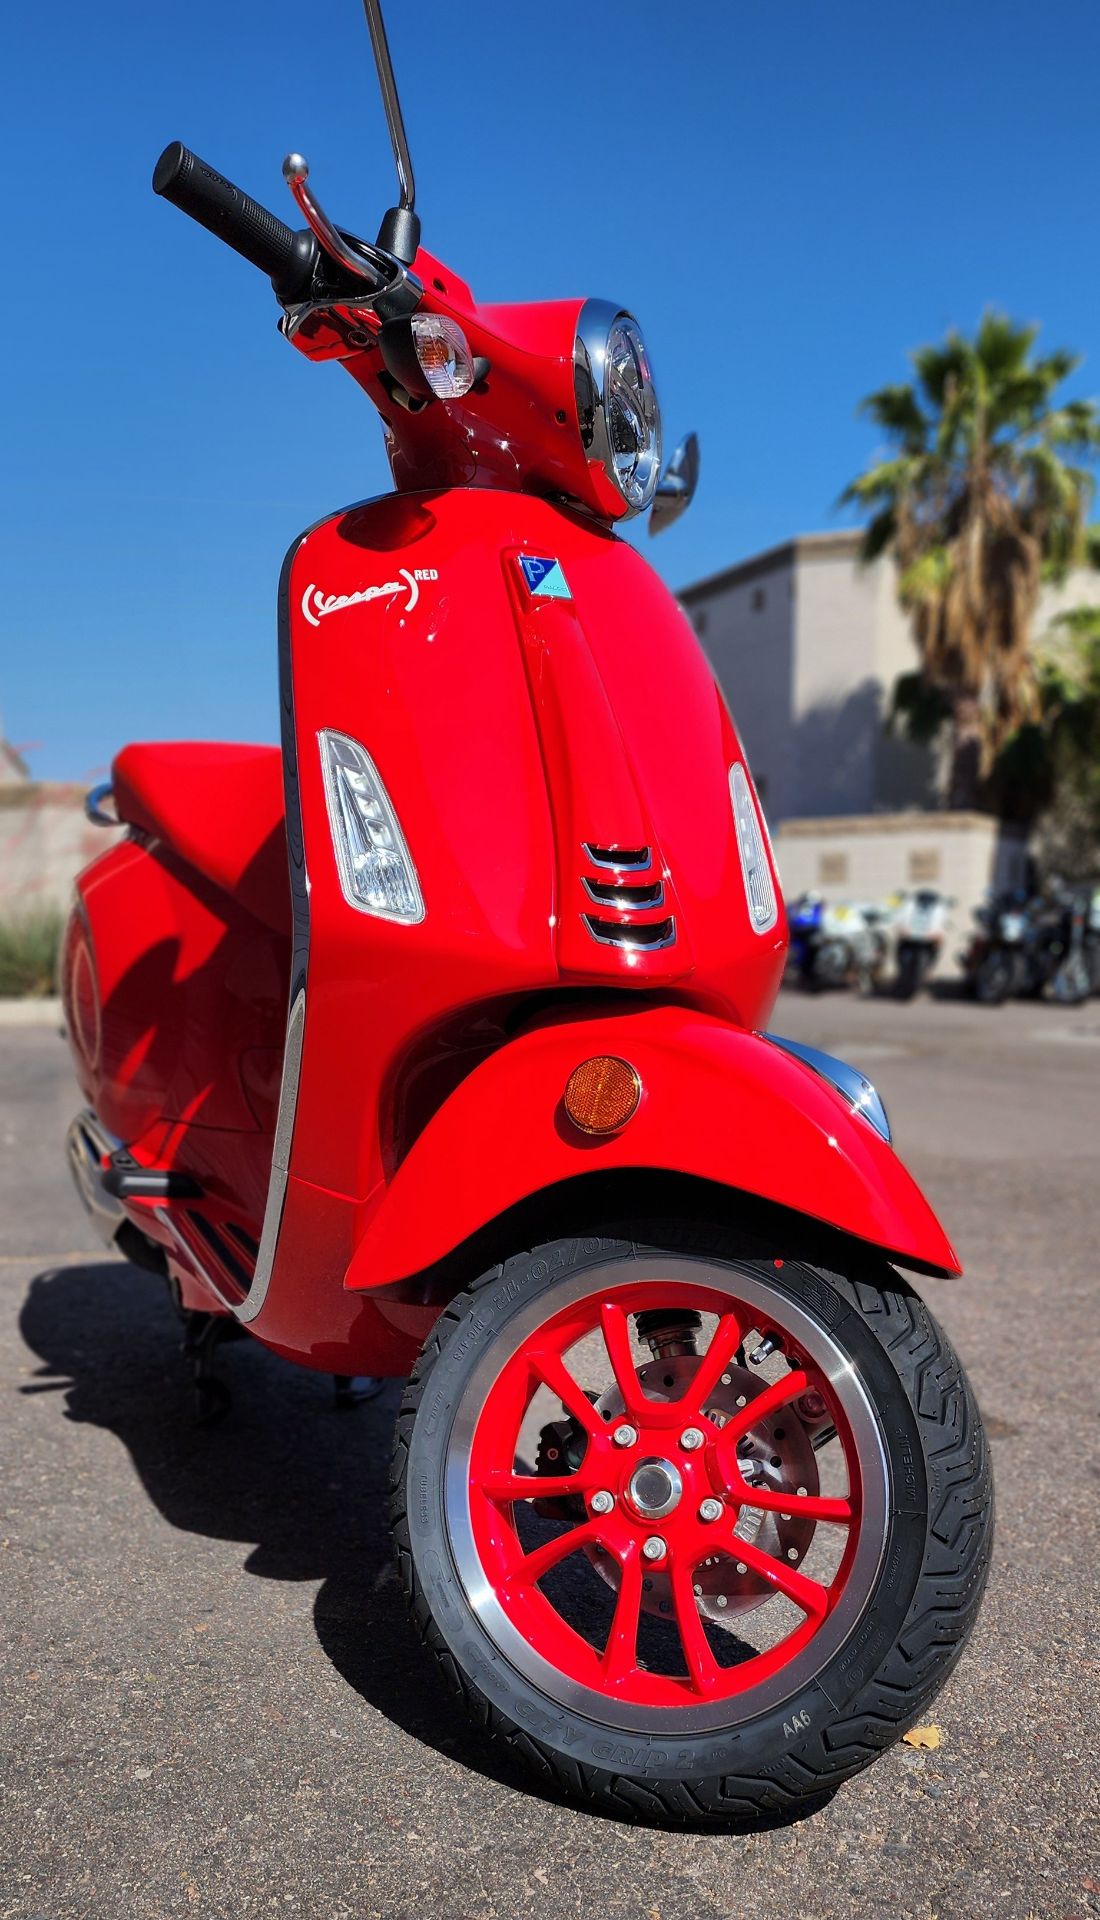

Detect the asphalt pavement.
[{"left": 2, "top": 989, "right": 1098, "bottom": 1919}]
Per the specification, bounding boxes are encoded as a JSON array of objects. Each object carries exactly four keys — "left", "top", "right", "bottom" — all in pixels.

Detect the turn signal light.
[{"left": 563, "top": 1056, "right": 641, "bottom": 1135}]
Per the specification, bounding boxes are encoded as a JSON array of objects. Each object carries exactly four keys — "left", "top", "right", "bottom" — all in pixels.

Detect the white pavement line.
[
  {"left": 0, "top": 1250, "right": 112, "bottom": 1265},
  {"left": 0, "top": 998, "right": 64, "bottom": 1028}
]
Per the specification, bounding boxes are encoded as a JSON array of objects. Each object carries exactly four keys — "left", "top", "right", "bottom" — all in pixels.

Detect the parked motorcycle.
[
  {"left": 59, "top": 0, "right": 989, "bottom": 1824},
  {"left": 965, "top": 885, "right": 1090, "bottom": 1006},
  {"left": 787, "top": 893, "right": 889, "bottom": 995},
  {"left": 1084, "top": 886, "right": 1100, "bottom": 996},
  {"left": 891, "top": 889, "right": 952, "bottom": 1000}
]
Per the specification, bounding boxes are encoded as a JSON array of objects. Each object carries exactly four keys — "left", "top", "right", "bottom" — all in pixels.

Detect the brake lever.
[{"left": 281, "top": 153, "right": 420, "bottom": 303}]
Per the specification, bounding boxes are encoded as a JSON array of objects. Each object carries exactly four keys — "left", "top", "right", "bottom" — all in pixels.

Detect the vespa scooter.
[{"left": 61, "top": 0, "right": 990, "bottom": 1824}]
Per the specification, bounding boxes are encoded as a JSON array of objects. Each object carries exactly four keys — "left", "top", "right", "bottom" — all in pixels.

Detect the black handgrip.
[{"left": 153, "top": 142, "right": 317, "bottom": 300}]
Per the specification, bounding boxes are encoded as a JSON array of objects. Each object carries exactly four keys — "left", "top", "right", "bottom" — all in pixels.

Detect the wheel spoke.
[
  {"left": 478, "top": 1469, "right": 594, "bottom": 1504},
  {"left": 601, "top": 1547, "right": 643, "bottom": 1686},
  {"left": 713, "top": 1367, "right": 810, "bottom": 1458},
  {"left": 682, "top": 1310, "right": 742, "bottom": 1413},
  {"left": 731, "top": 1479, "right": 853, "bottom": 1524},
  {"left": 507, "top": 1519, "right": 600, "bottom": 1589},
  {"left": 732, "top": 1534, "right": 830, "bottom": 1619},
  {"left": 669, "top": 1554, "right": 721, "bottom": 1695},
  {"left": 599, "top": 1302, "right": 645, "bottom": 1420},
  {"left": 529, "top": 1348, "right": 600, "bottom": 1436}
]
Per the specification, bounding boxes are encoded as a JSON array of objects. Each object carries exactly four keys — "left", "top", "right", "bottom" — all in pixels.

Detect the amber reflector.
[{"left": 564, "top": 1056, "right": 641, "bottom": 1135}]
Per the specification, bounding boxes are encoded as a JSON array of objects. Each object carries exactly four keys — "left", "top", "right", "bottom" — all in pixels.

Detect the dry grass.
[{"left": 0, "top": 907, "right": 64, "bottom": 997}]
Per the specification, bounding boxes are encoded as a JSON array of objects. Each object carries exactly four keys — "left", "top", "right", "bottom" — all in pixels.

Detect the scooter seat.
[{"left": 112, "top": 742, "right": 290, "bottom": 934}]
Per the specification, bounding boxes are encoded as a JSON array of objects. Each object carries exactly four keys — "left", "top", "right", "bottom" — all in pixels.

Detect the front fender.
[{"left": 347, "top": 1005, "right": 960, "bottom": 1287}]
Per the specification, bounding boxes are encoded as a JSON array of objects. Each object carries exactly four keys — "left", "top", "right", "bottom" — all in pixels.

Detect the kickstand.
[
  {"left": 332, "top": 1374, "right": 386, "bottom": 1410},
  {"left": 182, "top": 1312, "right": 233, "bottom": 1426}
]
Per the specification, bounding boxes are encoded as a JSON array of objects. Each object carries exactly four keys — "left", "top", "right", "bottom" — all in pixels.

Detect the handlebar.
[{"left": 152, "top": 142, "right": 318, "bottom": 301}]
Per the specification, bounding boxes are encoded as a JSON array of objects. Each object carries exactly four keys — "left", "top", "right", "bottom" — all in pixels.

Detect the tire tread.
[{"left": 389, "top": 1228, "right": 992, "bottom": 1826}]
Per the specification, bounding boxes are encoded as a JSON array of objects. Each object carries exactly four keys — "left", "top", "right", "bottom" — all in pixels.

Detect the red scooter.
[{"left": 61, "top": 2, "right": 990, "bottom": 1824}]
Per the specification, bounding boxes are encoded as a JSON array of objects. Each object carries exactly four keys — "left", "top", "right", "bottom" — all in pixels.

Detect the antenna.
[{"left": 362, "top": 0, "right": 421, "bottom": 264}]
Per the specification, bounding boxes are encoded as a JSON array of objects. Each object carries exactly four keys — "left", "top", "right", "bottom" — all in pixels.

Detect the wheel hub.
[
  {"left": 590, "top": 1353, "right": 822, "bottom": 1621},
  {"left": 626, "top": 1456, "right": 683, "bottom": 1520}
]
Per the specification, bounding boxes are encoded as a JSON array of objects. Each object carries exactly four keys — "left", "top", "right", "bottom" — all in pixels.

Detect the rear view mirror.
[{"left": 649, "top": 431, "right": 700, "bottom": 535}]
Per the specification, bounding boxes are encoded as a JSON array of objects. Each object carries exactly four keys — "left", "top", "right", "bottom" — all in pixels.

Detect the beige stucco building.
[
  {"left": 679, "top": 534, "right": 1097, "bottom": 953},
  {"left": 679, "top": 530, "right": 1098, "bottom": 829}
]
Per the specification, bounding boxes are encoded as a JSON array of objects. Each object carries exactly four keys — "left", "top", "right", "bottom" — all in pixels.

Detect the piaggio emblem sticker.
[
  {"left": 300, "top": 568, "right": 438, "bottom": 628},
  {"left": 519, "top": 555, "right": 572, "bottom": 600}
]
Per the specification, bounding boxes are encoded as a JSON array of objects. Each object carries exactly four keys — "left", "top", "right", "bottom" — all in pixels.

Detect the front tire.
[{"left": 390, "top": 1226, "right": 991, "bottom": 1825}]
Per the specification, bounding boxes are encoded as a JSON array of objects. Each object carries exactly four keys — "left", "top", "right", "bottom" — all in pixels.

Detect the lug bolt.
[
  {"left": 641, "top": 1535, "right": 667, "bottom": 1562},
  {"left": 698, "top": 1497, "right": 723, "bottom": 1523},
  {"left": 590, "top": 1490, "right": 614, "bottom": 1515},
  {"left": 679, "top": 1426, "right": 705, "bottom": 1451},
  {"left": 612, "top": 1423, "right": 638, "bottom": 1448}
]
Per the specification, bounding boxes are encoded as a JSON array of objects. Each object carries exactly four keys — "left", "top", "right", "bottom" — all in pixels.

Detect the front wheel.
[{"left": 391, "top": 1227, "right": 991, "bottom": 1825}]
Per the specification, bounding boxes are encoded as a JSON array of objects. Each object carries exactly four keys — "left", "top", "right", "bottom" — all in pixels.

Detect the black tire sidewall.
[{"left": 400, "top": 1232, "right": 930, "bottom": 1785}]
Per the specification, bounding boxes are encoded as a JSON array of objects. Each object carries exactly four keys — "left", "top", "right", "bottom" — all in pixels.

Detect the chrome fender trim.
[{"left": 762, "top": 1032, "right": 892, "bottom": 1144}]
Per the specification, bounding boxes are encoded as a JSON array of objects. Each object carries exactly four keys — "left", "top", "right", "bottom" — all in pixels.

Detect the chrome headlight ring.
[{"left": 574, "top": 299, "right": 662, "bottom": 517}]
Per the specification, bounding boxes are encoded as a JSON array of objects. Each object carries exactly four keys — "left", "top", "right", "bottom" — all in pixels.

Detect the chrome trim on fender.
[{"left": 763, "top": 1032, "right": 892, "bottom": 1144}]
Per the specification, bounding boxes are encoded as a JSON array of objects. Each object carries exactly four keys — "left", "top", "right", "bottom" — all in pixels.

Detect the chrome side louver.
[
  {"left": 577, "top": 842, "right": 677, "bottom": 954},
  {"left": 582, "top": 876, "right": 665, "bottom": 910},
  {"left": 584, "top": 913, "right": 677, "bottom": 951},
  {"left": 583, "top": 842, "right": 651, "bottom": 871}
]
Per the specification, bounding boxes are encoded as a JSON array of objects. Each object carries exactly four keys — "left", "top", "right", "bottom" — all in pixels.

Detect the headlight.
[
  {"left": 319, "top": 730, "right": 425, "bottom": 923},
  {"left": 574, "top": 300, "right": 662, "bottom": 516}
]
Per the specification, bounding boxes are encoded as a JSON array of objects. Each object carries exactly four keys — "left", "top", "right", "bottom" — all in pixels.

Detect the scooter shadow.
[{"left": 18, "top": 1261, "right": 830, "bottom": 1832}]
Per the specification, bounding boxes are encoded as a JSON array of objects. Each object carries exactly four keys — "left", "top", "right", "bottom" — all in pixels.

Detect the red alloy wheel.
[{"left": 463, "top": 1275, "right": 870, "bottom": 1714}]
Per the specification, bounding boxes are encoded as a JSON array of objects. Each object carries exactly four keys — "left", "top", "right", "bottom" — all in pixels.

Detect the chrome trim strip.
[
  {"left": 583, "top": 913, "right": 677, "bottom": 952},
  {"left": 65, "top": 1109, "right": 126, "bottom": 1248},
  {"left": 763, "top": 1032, "right": 892, "bottom": 1144},
  {"left": 582, "top": 875, "right": 665, "bottom": 910},
  {"left": 153, "top": 1205, "right": 243, "bottom": 1314},
  {"left": 582, "top": 842, "right": 652, "bottom": 873},
  {"left": 235, "top": 518, "right": 320, "bottom": 1324},
  {"left": 237, "top": 989, "right": 305, "bottom": 1322}
]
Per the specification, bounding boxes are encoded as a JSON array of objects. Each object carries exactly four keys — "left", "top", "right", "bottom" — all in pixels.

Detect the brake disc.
[{"left": 589, "top": 1353, "right": 821, "bottom": 1622}]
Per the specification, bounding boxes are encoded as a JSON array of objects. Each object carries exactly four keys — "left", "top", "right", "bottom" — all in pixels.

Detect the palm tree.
[{"left": 843, "top": 313, "right": 1100, "bottom": 807}]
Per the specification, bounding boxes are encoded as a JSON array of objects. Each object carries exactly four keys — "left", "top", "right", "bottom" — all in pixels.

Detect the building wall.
[
  {"left": 0, "top": 785, "right": 123, "bottom": 916},
  {"left": 791, "top": 540, "right": 895, "bottom": 817},
  {"left": 689, "top": 549, "right": 796, "bottom": 819},
  {"left": 681, "top": 533, "right": 1099, "bottom": 829}
]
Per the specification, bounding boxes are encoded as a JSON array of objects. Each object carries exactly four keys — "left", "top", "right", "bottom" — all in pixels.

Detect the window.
[
  {"left": 819, "top": 852, "right": 849, "bottom": 885},
  {"left": 692, "top": 609, "right": 708, "bottom": 637},
  {"left": 909, "top": 848, "right": 942, "bottom": 882},
  {"left": 751, "top": 586, "right": 766, "bottom": 612}
]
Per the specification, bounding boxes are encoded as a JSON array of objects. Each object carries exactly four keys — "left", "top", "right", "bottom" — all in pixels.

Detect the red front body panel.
[{"left": 63, "top": 487, "right": 957, "bottom": 1375}]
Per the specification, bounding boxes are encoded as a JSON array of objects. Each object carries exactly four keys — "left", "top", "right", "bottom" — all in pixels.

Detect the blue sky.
[{"left": 4, "top": 0, "right": 1099, "bottom": 778}]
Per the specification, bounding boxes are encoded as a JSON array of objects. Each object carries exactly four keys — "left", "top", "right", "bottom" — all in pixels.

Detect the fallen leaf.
[{"left": 903, "top": 1725, "right": 943, "bottom": 1751}]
